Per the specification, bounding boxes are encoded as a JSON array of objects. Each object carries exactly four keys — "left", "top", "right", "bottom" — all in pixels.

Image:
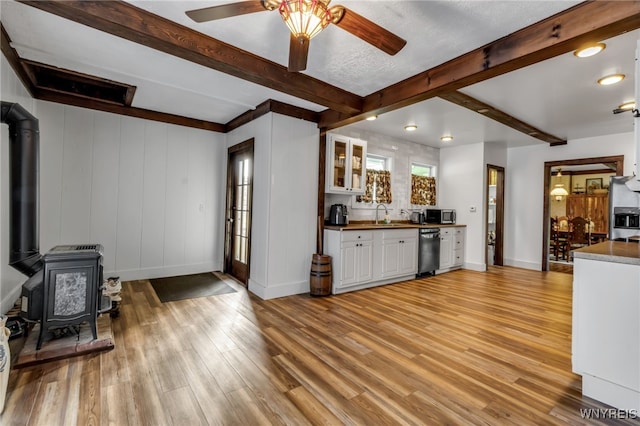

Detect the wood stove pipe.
[{"left": 1, "top": 101, "right": 43, "bottom": 276}]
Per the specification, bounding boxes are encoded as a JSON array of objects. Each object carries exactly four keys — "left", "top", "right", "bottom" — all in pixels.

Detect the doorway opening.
[
  {"left": 224, "top": 139, "right": 254, "bottom": 285},
  {"left": 542, "top": 155, "right": 624, "bottom": 272},
  {"left": 486, "top": 165, "right": 505, "bottom": 267}
]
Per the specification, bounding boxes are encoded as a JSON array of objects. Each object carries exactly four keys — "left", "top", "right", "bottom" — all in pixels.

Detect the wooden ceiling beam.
[
  {"left": 18, "top": 0, "right": 363, "bottom": 115},
  {"left": 319, "top": 1, "right": 640, "bottom": 129},
  {"left": 439, "top": 91, "right": 566, "bottom": 145}
]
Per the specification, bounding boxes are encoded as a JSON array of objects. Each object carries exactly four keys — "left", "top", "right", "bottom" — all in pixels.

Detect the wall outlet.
[{"left": 470, "top": 206, "right": 477, "bottom": 213}]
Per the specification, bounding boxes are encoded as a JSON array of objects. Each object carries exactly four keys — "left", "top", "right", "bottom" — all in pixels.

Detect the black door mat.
[{"left": 150, "top": 272, "right": 236, "bottom": 303}]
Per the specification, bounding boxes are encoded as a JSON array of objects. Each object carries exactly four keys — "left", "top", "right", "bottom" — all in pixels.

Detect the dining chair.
[
  {"left": 550, "top": 216, "right": 568, "bottom": 260},
  {"left": 568, "top": 216, "right": 591, "bottom": 261}
]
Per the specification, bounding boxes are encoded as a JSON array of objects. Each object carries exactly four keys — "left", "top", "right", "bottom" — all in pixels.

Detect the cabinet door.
[
  {"left": 350, "top": 139, "right": 366, "bottom": 193},
  {"left": 381, "top": 240, "right": 401, "bottom": 277},
  {"left": 328, "top": 135, "right": 350, "bottom": 193},
  {"left": 356, "top": 240, "right": 374, "bottom": 283},
  {"left": 326, "top": 135, "right": 367, "bottom": 194},
  {"left": 340, "top": 240, "right": 373, "bottom": 287},
  {"left": 439, "top": 230, "right": 453, "bottom": 269},
  {"left": 399, "top": 237, "right": 418, "bottom": 275},
  {"left": 340, "top": 241, "right": 358, "bottom": 286}
]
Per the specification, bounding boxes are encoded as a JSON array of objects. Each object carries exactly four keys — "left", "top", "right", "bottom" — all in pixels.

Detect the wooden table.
[{"left": 551, "top": 230, "right": 608, "bottom": 260}]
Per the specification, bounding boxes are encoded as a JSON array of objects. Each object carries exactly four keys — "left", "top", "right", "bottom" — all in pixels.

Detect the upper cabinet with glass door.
[{"left": 326, "top": 134, "right": 367, "bottom": 194}]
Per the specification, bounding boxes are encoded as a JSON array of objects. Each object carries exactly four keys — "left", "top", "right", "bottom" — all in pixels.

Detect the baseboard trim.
[
  {"left": 504, "top": 258, "right": 541, "bottom": 271},
  {"left": 111, "top": 261, "right": 221, "bottom": 282},
  {"left": 248, "top": 278, "right": 309, "bottom": 300}
]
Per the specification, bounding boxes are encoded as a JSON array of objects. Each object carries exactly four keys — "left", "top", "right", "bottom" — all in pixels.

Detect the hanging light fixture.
[
  {"left": 550, "top": 169, "right": 569, "bottom": 201},
  {"left": 279, "top": 0, "right": 333, "bottom": 40}
]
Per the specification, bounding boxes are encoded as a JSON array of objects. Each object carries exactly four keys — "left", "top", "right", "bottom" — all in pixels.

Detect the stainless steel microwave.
[{"left": 426, "top": 209, "right": 456, "bottom": 224}]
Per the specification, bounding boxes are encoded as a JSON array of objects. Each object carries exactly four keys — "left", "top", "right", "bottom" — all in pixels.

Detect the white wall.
[
  {"left": 506, "top": 132, "right": 634, "bottom": 270},
  {"left": 226, "top": 113, "right": 319, "bottom": 299},
  {"left": 439, "top": 143, "right": 487, "bottom": 271},
  {"left": 36, "top": 102, "right": 225, "bottom": 282},
  {"left": 326, "top": 128, "right": 440, "bottom": 222},
  {"left": 2, "top": 54, "right": 226, "bottom": 313}
]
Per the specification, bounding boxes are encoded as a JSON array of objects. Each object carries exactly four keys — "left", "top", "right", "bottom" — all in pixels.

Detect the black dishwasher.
[{"left": 418, "top": 228, "right": 440, "bottom": 276}]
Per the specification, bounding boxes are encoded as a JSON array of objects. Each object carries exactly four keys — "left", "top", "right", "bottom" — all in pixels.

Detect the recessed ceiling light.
[
  {"left": 597, "top": 74, "right": 625, "bottom": 86},
  {"left": 404, "top": 124, "right": 418, "bottom": 131},
  {"left": 366, "top": 115, "right": 377, "bottom": 121},
  {"left": 477, "top": 108, "right": 490, "bottom": 114},
  {"left": 619, "top": 101, "right": 636, "bottom": 110},
  {"left": 574, "top": 42, "right": 606, "bottom": 58},
  {"left": 441, "top": 135, "right": 453, "bottom": 142}
]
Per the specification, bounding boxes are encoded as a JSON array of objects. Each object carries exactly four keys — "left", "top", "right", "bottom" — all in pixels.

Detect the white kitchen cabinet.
[
  {"left": 326, "top": 133, "right": 367, "bottom": 194},
  {"left": 340, "top": 239, "right": 374, "bottom": 286},
  {"left": 572, "top": 256, "right": 640, "bottom": 412},
  {"left": 381, "top": 229, "right": 418, "bottom": 278},
  {"left": 438, "top": 226, "right": 465, "bottom": 272},
  {"left": 324, "top": 230, "right": 373, "bottom": 291},
  {"left": 324, "top": 227, "right": 418, "bottom": 294}
]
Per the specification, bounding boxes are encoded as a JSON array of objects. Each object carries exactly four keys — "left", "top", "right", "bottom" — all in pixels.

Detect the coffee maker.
[{"left": 329, "top": 204, "right": 348, "bottom": 226}]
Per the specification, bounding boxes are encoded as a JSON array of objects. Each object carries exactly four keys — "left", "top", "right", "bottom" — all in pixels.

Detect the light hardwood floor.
[{"left": 2, "top": 267, "right": 639, "bottom": 425}]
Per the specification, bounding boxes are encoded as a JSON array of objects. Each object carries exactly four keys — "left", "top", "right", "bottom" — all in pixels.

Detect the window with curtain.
[
  {"left": 411, "top": 162, "right": 436, "bottom": 205},
  {"left": 356, "top": 154, "right": 392, "bottom": 204}
]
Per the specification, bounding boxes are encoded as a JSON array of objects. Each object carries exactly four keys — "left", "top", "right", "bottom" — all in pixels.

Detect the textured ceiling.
[{"left": 1, "top": 0, "right": 637, "bottom": 148}]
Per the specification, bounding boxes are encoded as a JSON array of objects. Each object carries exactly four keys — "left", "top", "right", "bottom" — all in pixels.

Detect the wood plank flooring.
[{"left": 2, "top": 267, "right": 639, "bottom": 425}]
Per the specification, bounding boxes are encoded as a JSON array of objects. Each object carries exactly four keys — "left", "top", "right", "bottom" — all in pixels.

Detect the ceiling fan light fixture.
[
  {"left": 279, "top": 0, "right": 332, "bottom": 40},
  {"left": 597, "top": 73, "right": 625, "bottom": 86},
  {"left": 404, "top": 124, "right": 417, "bottom": 131},
  {"left": 573, "top": 42, "right": 606, "bottom": 58}
]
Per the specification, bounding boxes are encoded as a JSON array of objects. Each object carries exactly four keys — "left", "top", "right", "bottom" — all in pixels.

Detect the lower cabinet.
[
  {"left": 324, "top": 228, "right": 418, "bottom": 294},
  {"left": 340, "top": 235, "right": 374, "bottom": 287},
  {"left": 438, "top": 226, "right": 465, "bottom": 272},
  {"left": 381, "top": 229, "right": 418, "bottom": 279}
]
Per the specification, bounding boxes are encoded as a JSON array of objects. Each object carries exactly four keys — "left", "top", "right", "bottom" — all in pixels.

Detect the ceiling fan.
[{"left": 185, "top": 0, "right": 407, "bottom": 72}]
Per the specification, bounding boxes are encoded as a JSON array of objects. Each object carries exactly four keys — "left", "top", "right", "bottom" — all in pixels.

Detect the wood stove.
[{"left": 36, "top": 244, "right": 107, "bottom": 350}]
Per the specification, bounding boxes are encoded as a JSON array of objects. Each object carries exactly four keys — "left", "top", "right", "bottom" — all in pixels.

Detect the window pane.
[
  {"left": 367, "top": 156, "right": 386, "bottom": 171},
  {"left": 411, "top": 163, "right": 432, "bottom": 177}
]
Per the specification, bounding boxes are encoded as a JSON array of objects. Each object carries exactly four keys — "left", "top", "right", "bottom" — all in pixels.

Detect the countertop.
[
  {"left": 572, "top": 241, "right": 640, "bottom": 266},
  {"left": 324, "top": 222, "right": 466, "bottom": 231}
]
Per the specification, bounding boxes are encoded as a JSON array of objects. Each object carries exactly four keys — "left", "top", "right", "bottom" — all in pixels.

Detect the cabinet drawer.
[
  {"left": 341, "top": 231, "right": 373, "bottom": 242},
  {"left": 382, "top": 228, "right": 417, "bottom": 240},
  {"left": 453, "top": 249, "right": 464, "bottom": 266}
]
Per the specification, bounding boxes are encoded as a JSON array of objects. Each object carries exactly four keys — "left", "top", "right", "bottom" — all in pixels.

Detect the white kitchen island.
[{"left": 572, "top": 241, "right": 640, "bottom": 412}]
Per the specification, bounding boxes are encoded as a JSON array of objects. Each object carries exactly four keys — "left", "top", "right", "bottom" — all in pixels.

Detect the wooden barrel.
[{"left": 310, "top": 254, "right": 332, "bottom": 297}]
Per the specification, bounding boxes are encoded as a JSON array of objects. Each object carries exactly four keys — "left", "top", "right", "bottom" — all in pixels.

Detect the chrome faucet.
[{"left": 375, "top": 203, "right": 388, "bottom": 224}]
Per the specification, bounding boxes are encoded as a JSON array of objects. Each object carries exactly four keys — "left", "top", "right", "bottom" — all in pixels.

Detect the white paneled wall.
[
  {"left": 2, "top": 92, "right": 225, "bottom": 312},
  {"left": 226, "top": 113, "right": 320, "bottom": 300},
  {"left": 37, "top": 102, "right": 225, "bottom": 282}
]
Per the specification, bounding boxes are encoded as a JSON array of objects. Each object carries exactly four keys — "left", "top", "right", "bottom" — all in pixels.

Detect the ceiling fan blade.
[
  {"left": 332, "top": 6, "right": 406, "bottom": 55},
  {"left": 186, "top": 1, "right": 268, "bottom": 23},
  {"left": 288, "top": 34, "right": 310, "bottom": 72}
]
